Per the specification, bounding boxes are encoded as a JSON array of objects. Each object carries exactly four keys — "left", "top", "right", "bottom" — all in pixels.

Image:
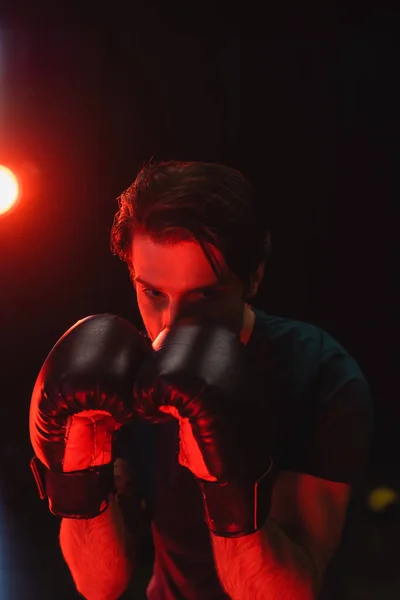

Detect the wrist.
[
  {"left": 198, "top": 458, "right": 275, "bottom": 538},
  {"left": 30, "top": 456, "right": 115, "bottom": 519}
]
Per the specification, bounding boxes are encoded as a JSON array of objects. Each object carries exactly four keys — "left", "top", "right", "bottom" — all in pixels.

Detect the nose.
[
  {"left": 152, "top": 327, "right": 170, "bottom": 351},
  {"left": 163, "top": 299, "right": 193, "bottom": 330},
  {"left": 154, "top": 301, "right": 185, "bottom": 351}
]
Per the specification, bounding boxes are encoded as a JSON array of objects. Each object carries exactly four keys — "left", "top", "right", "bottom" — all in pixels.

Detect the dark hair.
[{"left": 110, "top": 160, "right": 271, "bottom": 295}]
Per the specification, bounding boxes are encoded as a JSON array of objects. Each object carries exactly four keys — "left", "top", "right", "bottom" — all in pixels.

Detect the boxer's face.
[{"left": 131, "top": 234, "right": 257, "bottom": 343}]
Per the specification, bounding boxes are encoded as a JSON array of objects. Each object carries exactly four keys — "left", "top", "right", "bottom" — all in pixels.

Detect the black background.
[
  {"left": 1, "top": 5, "right": 396, "bottom": 467},
  {"left": 0, "top": 5, "right": 398, "bottom": 597}
]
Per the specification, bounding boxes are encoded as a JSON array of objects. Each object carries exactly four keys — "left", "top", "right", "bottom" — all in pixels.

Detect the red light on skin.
[{"left": 0, "top": 165, "right": 19, "bottom": 216}]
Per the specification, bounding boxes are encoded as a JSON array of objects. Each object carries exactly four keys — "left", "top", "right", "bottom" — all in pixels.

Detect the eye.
[{"left": 143, "top": 288, "right": 165, "bottom": 300}]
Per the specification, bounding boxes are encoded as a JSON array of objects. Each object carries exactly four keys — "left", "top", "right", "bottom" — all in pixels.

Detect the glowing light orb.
[
  {"left": 367, "top": 486, "right": 399, "bottom": 512},
  {"left": 0, "top": 165, "right": 20, "bottom": 215}
]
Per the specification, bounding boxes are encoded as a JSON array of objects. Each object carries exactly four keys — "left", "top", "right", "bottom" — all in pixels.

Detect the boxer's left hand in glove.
[{"left": 134, "top": 318, "right": 277, "bottom": 538}]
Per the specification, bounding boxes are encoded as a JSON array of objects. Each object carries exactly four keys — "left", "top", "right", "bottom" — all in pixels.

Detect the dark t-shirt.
[{"left": 115, "top": 308, "right": 374, "bottom": 599}]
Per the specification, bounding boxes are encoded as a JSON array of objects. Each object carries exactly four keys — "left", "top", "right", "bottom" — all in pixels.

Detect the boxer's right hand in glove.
[{"left": 29, "top": 314, "right": 151, "bottom": 519}]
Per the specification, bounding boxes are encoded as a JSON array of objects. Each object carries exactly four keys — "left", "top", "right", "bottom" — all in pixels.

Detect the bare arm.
[
  {"left": 212, "top": 472, "right": 351, "bottom": 599},
  {"left": 59, "top": 458, "right": 144, "bottom": 600}
]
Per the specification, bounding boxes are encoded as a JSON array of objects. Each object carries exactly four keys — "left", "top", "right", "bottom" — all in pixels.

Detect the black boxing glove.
[
  {"left": 29, "top": 314, "right": 151, "bottom": 519},
  {"left": 134, "top": 319, "right": 278, "bottom": 538}
]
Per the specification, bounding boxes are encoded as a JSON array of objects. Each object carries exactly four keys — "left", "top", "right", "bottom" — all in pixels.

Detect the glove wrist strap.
[
  {"left": 30, "top": 456, "right": 115, "bottom": 519},
  {"left": 198, "top": 457, "right": 275, "bottom": 538}
]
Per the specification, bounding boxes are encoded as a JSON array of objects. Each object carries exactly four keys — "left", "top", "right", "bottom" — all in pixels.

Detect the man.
[{"left": 30, "top": 161, "right": 374, "bottom": 599}]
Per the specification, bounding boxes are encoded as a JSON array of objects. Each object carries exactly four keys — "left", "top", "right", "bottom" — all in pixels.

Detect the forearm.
[
  {"left": 59, "top": 495, "right": 133, "bottom": 600},
  {"left": 211, "top": 517, "right": 320, "bottom": 600}
]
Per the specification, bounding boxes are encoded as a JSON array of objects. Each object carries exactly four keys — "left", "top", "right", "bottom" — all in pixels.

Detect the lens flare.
[{"left": 0, "top": 165, "right": 20, "bottom": 215}]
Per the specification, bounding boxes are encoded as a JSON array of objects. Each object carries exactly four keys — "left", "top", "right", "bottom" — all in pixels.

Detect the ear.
[{"left": 247, "top": 261, "right": 265, "bottom": 298}]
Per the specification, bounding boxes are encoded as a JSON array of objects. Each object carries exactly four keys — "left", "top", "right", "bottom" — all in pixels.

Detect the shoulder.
[
  {"left": 252, "top": 308, "right": 368, "bottom": 392},
  {"left": 253, "top": 309, "right": 374, "bottom": 483},
  {"left": 251, "top": 309, "right": 324, "bottom": 370},
  {"left": 250, "top": 309, "right": 329, "bottom": 401}
]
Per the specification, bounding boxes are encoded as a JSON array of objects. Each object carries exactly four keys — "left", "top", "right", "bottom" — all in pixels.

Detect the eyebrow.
[{"left": 134, "top": 277, "right": 223, "bottom": 294}]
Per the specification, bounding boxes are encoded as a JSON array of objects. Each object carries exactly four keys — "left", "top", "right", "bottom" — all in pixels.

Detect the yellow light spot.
[{"left": 367, "top": 486, "right": 399, "bottom": 512}]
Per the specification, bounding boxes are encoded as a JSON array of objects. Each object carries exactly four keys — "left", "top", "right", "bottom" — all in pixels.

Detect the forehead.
[{"left": 131, "top": 234, "right": 228, "bottom": 290}]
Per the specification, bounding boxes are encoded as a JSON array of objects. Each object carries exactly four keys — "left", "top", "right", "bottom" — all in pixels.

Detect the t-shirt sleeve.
[{"left": 278, "top": 331, "right": 375, "bottom": 484}]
